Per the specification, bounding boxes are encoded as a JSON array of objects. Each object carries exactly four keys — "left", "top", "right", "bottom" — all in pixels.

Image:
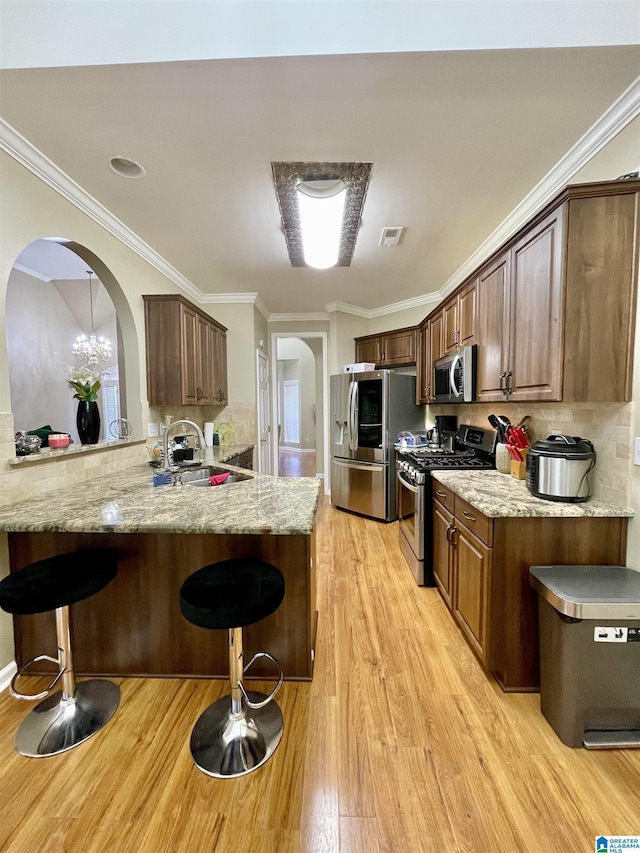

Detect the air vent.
[{"left": 379, "top": 226, "right": 404, "bottom": 247}]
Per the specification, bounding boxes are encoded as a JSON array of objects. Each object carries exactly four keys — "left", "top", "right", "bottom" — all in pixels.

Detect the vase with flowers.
[{"left": 67, "top": 366, "right": 102, "bottom": 444}]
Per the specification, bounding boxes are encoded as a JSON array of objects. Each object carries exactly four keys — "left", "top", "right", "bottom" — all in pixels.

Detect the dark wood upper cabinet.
[
  {"left": 416, "top": 321, "right": 430, "bottom": 404},
  {"left": 354, "top": 326, "right": 417, "bottom": 368},
  {"left": 475, "top": 254, "right": 511, "bottom": 402},
  {"left": 562, "top": 191, "right": 638, "bottom": 402},
  {"left": 423, "top": 179, "right": 640, "bottom": 405},
  {"left": 476, "top": 208, "right": 565, "bottom": 402},
  {"left": 444, "top": 280, "right": 477, "bottom": 353},
  {"left": 143, "top": 295, "right": 228, "bottom": 407}
]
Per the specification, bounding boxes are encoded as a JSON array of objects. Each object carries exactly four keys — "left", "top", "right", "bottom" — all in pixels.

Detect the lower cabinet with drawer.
[
  {"left": 432, "top": 484, "right": 628, "bottom": 691},
  {"left": 433, "top": 486, "right": 492, "bottom": 666},
  {"left": 225, "top": 448, "right": 254, "bottom": 470}
]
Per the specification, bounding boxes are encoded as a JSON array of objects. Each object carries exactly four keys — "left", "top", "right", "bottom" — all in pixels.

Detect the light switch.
[
  {"left": 148, "top": 422, "right": 159, "bottom": 437},
  {"left": 634, "top": 437, "right": 640, "bottom": 466}
]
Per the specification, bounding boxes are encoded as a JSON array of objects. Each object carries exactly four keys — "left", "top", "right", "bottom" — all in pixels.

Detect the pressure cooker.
[{"left": 525, "top": 435, "right": 596, "bottom": 502}]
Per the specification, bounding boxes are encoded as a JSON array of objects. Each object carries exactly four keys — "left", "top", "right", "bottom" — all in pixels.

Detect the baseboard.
[
  {"left": 279, "top": 447, "right": 316, "bottom": 453},
  {"left": 0, "top": 661, "right": 17, "bottom": 693}
]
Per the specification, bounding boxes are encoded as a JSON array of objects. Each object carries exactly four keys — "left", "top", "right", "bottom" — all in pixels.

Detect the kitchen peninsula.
[{"left": 0, "top": 448, "right": 321, "bottom": 681}]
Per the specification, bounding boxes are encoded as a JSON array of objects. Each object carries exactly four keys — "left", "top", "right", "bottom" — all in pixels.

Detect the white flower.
[{"left": 65, "top": 365, "right": 101, "bottom": 385}]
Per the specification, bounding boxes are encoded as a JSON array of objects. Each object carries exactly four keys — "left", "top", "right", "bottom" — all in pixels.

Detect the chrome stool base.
[
  {"left": 15, "top": 679, "right": 120, "bottom": 758},
  {"left": 190, "top": 690, "right": 283, "bottom": 778}
]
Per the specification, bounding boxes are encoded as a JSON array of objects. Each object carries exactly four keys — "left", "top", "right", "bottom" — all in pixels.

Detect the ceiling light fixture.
[
  {"left": 296, "top": 179, "right": 347, "bottom": 269},
  {"left": 72, "top": 271, "right": 112, "bottom": 365},
  {"left": 272, "top": 162, "right": 372, "bottom": 268}
]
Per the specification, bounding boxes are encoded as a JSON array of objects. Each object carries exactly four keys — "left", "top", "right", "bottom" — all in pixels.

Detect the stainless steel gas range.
[{"left": 396, "top": 425, "right": 497, "bottom": 585}]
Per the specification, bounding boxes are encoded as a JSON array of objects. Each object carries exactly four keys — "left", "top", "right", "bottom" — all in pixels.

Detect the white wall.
[{"left": 7, "top": 269, "right": 118, "bottom": 442}]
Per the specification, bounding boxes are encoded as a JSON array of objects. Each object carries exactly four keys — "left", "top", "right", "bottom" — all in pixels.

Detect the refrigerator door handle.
[{"left": 350, "top": 380, "right": 359, "bottom": 452}]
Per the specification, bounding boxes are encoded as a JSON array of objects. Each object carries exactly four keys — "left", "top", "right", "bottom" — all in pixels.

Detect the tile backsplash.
[
  {"left": 145, "top": 403, "right": 257, "bottom": 447},
  {"left": 430, "top": 402, "right": 634, "bottom": 508}
]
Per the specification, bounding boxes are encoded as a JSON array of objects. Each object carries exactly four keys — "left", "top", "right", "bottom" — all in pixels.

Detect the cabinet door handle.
[
  {"left": 462, "top": 511, "right": 476, "bottom": 522},
  {"left": 504, "top": 370, "right": 512, "bottom": 397},
  {"left": 435, "top": 490, "right": 447, "bottom": 498}
]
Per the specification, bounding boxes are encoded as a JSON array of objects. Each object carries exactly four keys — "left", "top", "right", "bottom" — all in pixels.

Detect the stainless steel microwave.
[{"left": 432, "top": 345, "right": 477, "bottom": 403}]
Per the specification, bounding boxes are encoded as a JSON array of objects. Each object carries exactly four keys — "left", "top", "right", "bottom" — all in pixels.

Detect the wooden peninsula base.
[{"left": 9, "top": 530, "right": 317, "bottom": 681}]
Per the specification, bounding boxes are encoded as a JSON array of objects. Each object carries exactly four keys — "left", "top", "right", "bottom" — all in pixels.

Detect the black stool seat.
[
  {"left": 180, "top": 558, "right": 285, "bottom": 629},
  {"left": 0, "top": 548, "right": 117, "bottom": 615},
  {"left": 179, "top": 557, "right": 286, "bottom": 778},
  {"left": 0, "top": 548, "right": 119, "bottom": 758}
]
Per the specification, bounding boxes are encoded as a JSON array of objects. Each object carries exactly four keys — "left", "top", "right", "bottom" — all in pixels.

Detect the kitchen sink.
[{"left": 180, "top": 466, "right": 252, "bottom": 487}]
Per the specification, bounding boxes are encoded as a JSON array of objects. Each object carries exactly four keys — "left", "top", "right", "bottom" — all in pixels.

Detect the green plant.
[{"left": 66, "top": 365, "right": 101, "bottom": 401}]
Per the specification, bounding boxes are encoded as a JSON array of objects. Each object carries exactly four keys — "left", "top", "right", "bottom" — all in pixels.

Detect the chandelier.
[{"left": 72, "top": 270, "right": 112, "bottom": 365}]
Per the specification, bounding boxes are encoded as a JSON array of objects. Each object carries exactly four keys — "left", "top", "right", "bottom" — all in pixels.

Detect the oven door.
[{"left": 396, "top": 468, "right": 425, "bottom": 584}]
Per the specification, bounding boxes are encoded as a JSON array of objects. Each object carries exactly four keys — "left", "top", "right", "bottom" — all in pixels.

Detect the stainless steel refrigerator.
[{"left": 330, "top": 370, "right": 423, "bottom": 521}]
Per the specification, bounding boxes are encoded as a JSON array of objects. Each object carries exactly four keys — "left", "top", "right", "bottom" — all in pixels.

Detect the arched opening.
[
  {"left": 270, "top": 332, "right": 329, "bottom": 487},
  {"left": 5, "top": 238, "right": 141, "bottom": 447}
]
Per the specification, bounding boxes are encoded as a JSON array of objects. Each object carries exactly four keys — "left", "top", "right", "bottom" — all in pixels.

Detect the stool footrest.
[
  {"left": 11, "top": 655, "right": 64, "bottom": 701},
  {"left": 240, "top": 652, "right": 283, "bottom": 710}
]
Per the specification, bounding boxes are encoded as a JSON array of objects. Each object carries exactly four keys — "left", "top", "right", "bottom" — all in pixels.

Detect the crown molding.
[
  {"left": 435, "top": 74, "right": 640, "bottom": 301},
  {"left": 0, "top": 118, "right": 203, "bottom": 303},
  {"left": 366, "top": 291, "right": 442, "bottom": 318},
  {"left": 324, "top": 301, "right": 370, "bottom": 318},
  {"left": 268, "top": 312, "right": 329, "bottom": 323},
  {"left": 200, "top": 291, "right": 271, "bottom": 320}
]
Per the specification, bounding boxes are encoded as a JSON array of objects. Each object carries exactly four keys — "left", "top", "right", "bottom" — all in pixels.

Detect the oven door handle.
[{"left": 396, "top": 469, "right": 421, "bottom": 493}]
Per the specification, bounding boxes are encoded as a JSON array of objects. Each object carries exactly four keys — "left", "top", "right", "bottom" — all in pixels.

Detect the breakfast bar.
[{"left": 0, "top": 450, "right": 321, "bottom": 682}]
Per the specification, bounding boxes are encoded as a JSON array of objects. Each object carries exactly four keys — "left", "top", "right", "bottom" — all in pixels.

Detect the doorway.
[{"left": 270, "top": 332, "right": 329, "bottom": 490}]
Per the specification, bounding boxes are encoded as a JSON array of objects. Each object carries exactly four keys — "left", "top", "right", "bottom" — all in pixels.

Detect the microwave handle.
[{"left": 450, "top": 351, "right": 462, "bottom": 398}]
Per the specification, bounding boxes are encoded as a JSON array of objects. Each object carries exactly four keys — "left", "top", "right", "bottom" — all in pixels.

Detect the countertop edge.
[{"left": 431, "top": 470, "right": 633, "bottom": 519}]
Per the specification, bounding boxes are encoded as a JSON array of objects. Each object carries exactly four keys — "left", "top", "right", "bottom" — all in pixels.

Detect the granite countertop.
[
  {"left": 0, "top": 445, "right": 321, "bottom": 535},
  {"left": 432, "top": 470, "right": 633, "bottom": 519}
]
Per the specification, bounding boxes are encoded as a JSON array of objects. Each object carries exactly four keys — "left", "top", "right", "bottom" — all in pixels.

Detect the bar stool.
[
  {"left": 180, "top": 558, "right": 285, "bottom": 778},
  {"left": 0, "top": 548, "right": 120, "bottom": 757}
]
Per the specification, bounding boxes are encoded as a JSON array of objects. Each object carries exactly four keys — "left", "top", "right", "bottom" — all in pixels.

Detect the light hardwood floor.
[
  {"left": 1, "top": 497, "right": 639, "bottom": 852},
  {"left": 279, "top": 448, "right": 317, "bottom": 478}
]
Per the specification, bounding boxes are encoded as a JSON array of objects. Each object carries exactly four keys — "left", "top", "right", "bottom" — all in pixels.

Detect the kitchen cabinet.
[
  {"left": 354, "top": 326, "right": 417, "bottom": 368},
  {"left": 444, "top": 280, "right": 477, "bottom": 353},
  {"left": 475, "top": 181, "right": 639, "bottom": 403},
  {"left": 210, "top": 321, "right": 228, "bottom": 404},
  {"left": 416, "top": 311, "right": 444, "bottom": 403},
  {"left": 225, "top": 448, "right": 254, "bottom": 470},
  {"left": 433, "top": 487, "right": 492, "bottom": 664},
  {"left": 422, "top": 179, "right": 639, "bottom": 405},
  {"left": 476, "top": 207, "right": 564, "bottom": 402},
  {"left": 143, "top": 295, "right": 228, "bottom": 407},
  {"left": 432, "top": 483, "right": 628, "bottom": 690}
]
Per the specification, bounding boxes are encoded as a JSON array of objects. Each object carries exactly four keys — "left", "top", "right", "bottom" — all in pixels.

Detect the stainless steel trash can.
[{"left": 529, "top": 565, "right": 640, "bottom": 749}]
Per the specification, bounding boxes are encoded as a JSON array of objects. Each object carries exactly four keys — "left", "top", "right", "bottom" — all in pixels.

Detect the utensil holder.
[{"left": 495, "top": 443, "right": 511, "bottom": 474}]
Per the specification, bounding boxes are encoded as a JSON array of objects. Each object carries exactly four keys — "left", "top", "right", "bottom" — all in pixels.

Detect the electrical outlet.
[
  {"left": 147, "top": 423, "right": 159, "bottom": 438},
  {"left": 634, "top": 437, "right": 640, "bottom": 466}
]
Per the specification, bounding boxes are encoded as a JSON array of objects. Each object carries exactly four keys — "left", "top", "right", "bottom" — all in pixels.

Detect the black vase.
[{"left": 76, "top": 400, "right": 101, "bottom": 445}]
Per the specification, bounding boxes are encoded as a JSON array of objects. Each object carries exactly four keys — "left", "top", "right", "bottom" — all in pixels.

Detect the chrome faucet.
[{"left": 161, "top": 419, "right": 206, "bottom": 472}]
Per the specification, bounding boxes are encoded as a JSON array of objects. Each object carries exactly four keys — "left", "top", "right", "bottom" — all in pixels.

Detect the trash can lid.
[{"left": 529, "top": 565, "right": 640, "bottom": 619}]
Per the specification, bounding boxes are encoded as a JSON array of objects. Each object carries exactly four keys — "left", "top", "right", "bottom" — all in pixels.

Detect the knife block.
[{"left": 510, "top": 449, "right": 528, "bottom": 480}]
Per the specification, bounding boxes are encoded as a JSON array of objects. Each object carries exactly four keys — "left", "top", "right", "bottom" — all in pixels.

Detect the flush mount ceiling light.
[
  {"left": 109, "top": 155, "right": 145, "bottom": 179},
  {"left": 272, "top": 162, "right": 372, "bottom": 268},
  {"left": 72, "top": 271, "right": 112, "bottom": 365}
]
